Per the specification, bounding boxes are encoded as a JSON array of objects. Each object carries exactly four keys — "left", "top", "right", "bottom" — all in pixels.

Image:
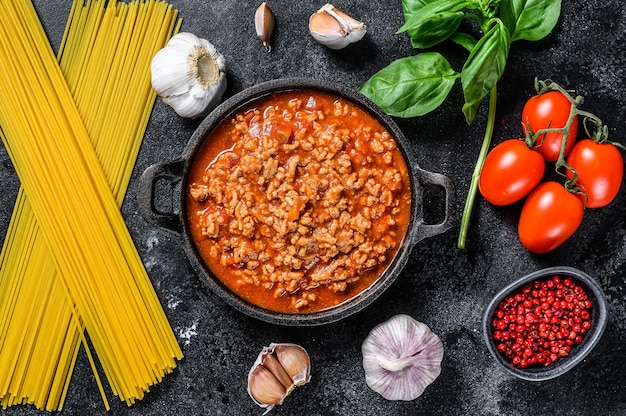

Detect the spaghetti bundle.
[{"left": 0, "top": 0, "right": 182, "bottom": 410}]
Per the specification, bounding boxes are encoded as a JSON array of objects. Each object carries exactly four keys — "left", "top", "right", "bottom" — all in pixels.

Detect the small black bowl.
[{"left": 483, "top": 266, "right": 608, "bottom": 381}]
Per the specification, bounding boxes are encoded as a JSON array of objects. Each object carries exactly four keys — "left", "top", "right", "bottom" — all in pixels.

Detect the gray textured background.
[{"left": 1, "top": 0, "right": 625, "bottom": 415}]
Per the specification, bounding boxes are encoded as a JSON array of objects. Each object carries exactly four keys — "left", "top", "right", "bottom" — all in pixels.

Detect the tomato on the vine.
[
  {"left": 567, "top": 138, "right": 624, "bottom": 208},
  {"left": 479, "top": 139, "right": 545, "bottom": 206},
  {"left": 522, "top": 91, "right": 578, "bottom": 162},
  {"left": 518, "top": 181, "right": 584, "bottom": 254}
]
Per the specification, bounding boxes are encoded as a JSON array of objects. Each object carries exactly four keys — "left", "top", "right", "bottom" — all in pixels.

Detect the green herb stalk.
[{"left": 458, "top": 85, "right": 497, "bottom": 248}]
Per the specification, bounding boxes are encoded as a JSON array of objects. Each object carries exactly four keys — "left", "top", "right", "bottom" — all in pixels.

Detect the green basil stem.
[{"left": 457, "top": 85, "right": 497, "bottom": 249}]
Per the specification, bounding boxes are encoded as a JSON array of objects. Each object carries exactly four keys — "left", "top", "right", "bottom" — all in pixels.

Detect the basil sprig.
[
  {"left": 359, "top": 0, "right": 561, "bottom": 248},
  {"left": 361, "top": 0, "right": 561, "bottom": 123}
]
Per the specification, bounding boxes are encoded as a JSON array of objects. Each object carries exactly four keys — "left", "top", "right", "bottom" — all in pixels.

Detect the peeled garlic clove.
[
  {"left": 150, "top": 32, "right": 227, "bottom": 119},
  {"left": 255, "top": 2, "right": 275, "bottom": 52},
  {"left": 309, "top": 3, "right": 366, "bottom": 50},
  {"left": 247, "top": 343, "right": 311, "bottom": 413}
]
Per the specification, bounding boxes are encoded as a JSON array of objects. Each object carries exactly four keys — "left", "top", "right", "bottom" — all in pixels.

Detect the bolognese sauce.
[{"left": 186, "top": 90, "right": 411, "bottom": 313}]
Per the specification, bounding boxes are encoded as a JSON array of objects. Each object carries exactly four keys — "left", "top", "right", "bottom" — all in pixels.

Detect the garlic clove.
[
  {"left": 247, "top": 343, "right": 311, "bottom": 413},
  {"left": 248, "top": 364, "right": 287, "bottom": 408},
  {"left": 309, "top": 9, "right": 351, "bottom": 50},
  {"left": 255, "top": 2, "right": 275, "bottom": 52},
  {"left": 150, "top": 32, "right": 227, "bottom": 119},
  {"left": 261, "top": 351, "right": 296, "bottom": 390},
  {"left": 309, "top": 3, "right": 366, "bottom": 50},
  {"left": 273, "top": 343, "right": 311, "bottom": 386}
]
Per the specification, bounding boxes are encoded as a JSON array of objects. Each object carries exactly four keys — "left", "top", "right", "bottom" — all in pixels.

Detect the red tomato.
[
  {"left": 567, "top": 139, "right": 624, "bottom": 208},
  {"left": 518, "top": 181, "right": 584, "bottom": 254},
  {"left": 522, "top": 91, "right": 578, "bottom": 162},
  {"left": 479, "top": 139, "right": 545, "bottom": 205}
]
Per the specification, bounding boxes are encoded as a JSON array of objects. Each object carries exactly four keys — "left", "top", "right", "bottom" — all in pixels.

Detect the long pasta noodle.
[{"left": 0, "top": 0, "right": 183, "bottom": 410}]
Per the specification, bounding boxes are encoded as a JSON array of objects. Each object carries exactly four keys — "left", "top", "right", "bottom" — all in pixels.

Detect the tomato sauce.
[{"left": 186, "top": 90, "right": 411, "bottom": 314}]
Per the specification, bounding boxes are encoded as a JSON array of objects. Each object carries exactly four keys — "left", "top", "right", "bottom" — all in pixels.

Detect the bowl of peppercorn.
[{"left": 482, "top": 266, "right": 608, "bottom": 381}]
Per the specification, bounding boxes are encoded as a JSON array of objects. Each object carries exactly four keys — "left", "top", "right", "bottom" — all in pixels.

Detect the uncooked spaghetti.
[{"left": 0, "top": 0, "right": 182, "bottom": 410}]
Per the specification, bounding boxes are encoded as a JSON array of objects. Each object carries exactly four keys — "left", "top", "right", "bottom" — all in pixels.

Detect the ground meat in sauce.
[{"left": 187, "top": 91, "right": 411, "bottom": 313}]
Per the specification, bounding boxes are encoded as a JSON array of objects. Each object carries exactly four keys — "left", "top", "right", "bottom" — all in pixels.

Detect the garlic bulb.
[
  {"left": 362, "top": 314, "right": 443, "bottom": 401},
  {"left": 247, "top": 343, "right": 311, "bottom": 414},
  {"left": 150, "top": 32, "right": 227, "bottom": 119},
  {"left": 309, "top": 3, "right": 366, "bottom": 50},
  {"left": 255, "top": 2, "right": 275, "bottom": 52}
]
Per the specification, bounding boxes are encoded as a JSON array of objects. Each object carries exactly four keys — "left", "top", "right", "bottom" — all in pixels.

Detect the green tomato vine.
[{"left": 523, "top": 79, "right": 622, "bottom": 199}]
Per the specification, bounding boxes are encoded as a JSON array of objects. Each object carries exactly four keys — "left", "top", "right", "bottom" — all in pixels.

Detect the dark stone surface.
[{"left": 1, "top": 0, "right": 625, "bottom": 415}]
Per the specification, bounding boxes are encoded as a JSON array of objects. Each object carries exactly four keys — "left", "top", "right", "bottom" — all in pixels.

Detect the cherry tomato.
[
  {"left": 522, "top": 91, "right": 578, "bottom": 162},
  {"left": 567, "top": 138, "right": 624, "bottom": 208},
  {"left": 518, "top": 181, "right": 584, "bottom": 254},
  {"left": 479, "top": 139, "right": 545, "bottom": 205}
]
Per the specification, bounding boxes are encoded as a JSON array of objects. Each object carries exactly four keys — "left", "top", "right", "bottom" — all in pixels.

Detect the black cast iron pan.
[{"left": 138, "top": 78, "right": 456, "bottom": 326}]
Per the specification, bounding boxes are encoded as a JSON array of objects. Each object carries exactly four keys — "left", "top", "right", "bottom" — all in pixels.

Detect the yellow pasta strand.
[{"left": 0, "top": 0, "right": 182, "bottom": 410}]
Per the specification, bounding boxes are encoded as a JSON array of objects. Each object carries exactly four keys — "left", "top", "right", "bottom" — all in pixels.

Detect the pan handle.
[
  {"left": 410, "top": 165, "right": 457, "bottom": 246},
  {"left": 137, "top": 159, "right": 185, "bottom": 234}
]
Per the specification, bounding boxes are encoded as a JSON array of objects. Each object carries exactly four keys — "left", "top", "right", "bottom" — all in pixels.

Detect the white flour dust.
[{"left": 178, "top": 321, "right": 198, "bottom": 346}]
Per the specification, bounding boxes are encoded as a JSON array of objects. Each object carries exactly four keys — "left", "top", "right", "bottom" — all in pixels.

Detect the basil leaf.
[
  {"left": 500, "top": 0, "right": 562, "bottom": 42},
  {"left": 401, "top": 0, "right": 429, "bottom": 48},
  {"left": 402, "top": 0, "right": 429, "bottom": 16},
  {"left": 450, "top": 32, "right": 478, "bottom": 52},
  {"left": 461, "top": 20, "right": 510, "bottom": 123},
  {"left": 476, "top": 0, "right": 500, "bottom": 19},
  {"left": 359, "top": 52, "right": 460, "bottom": 118},
  {"left": 399, "top": 0, "right": 469, "bottom": 49}
]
